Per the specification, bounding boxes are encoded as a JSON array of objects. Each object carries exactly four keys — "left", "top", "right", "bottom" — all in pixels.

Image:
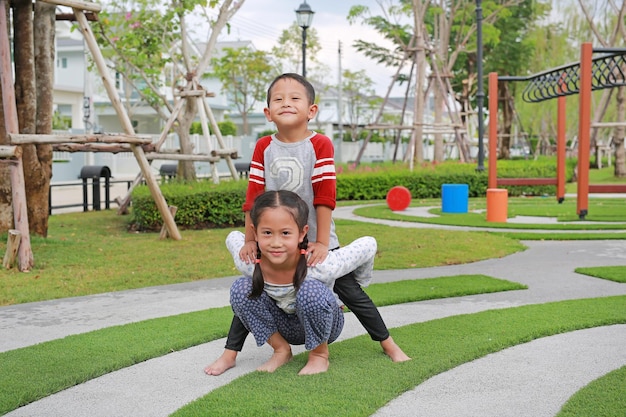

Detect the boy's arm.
[
  {"left": 239, "top": 211, "right": 257, "bottom": 264},
  {"left": 307, "top": 205, "right": 332, "bottom": 266}
]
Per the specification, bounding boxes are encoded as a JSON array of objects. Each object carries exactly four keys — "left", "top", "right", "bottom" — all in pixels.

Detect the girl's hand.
[
  {"left": 306, "top": 242, "right": 328, "bottom": 267},
  {"left": 239, "top": 241, "right": 258, "bottom": 264}
]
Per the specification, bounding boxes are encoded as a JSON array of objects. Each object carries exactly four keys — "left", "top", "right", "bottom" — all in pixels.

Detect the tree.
[
  {"left": 348, "top": 0, "right": 422, "bottom": 164},
  {"left": 0, "top": 0, "right": 55, "bottom": 239},
  {"left": 95, "top": 0, "right": 245, "bottom": 181},
  {"left": 271, "top": 22, "right": 322, "bottom": 75},
  {"left": 575, "top": 0, "right": 626, "bottom": 177},
  {"left": 210, "top": 46, "right": 274, "bottom": 135},
  {"left": 341, "top": 69, "right": 378, "bottom": 141}
]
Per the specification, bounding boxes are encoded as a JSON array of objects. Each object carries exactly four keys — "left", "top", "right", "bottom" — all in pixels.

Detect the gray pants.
[{"left": 230, "top": 277, "right": 344, "bottom": 350}]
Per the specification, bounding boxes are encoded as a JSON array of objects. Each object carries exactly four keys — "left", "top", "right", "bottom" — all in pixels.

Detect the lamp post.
[{"left": 295, "top": 1, "right": 315, "bottom": 78}]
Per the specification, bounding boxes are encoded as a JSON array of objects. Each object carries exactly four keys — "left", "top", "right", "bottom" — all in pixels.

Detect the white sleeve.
[
  {"left": 226, "top": 231, "right": 377, "bottom": 287},
  {"left": 225, "top": 231, "right": 254, "bottom": 277},
  {"left": 307, "top": 236, "right": 377, "bottom": 287}
]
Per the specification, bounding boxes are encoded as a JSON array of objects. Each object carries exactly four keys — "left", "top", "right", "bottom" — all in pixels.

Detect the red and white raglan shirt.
[{"left": 243, "top": 132, "right": 339, "bottom": 249}]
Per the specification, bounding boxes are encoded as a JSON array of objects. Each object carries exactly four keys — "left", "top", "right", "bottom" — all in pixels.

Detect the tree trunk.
[
  {"left": 409, "top": 1, "right": 427, "bottom": 165},
  {"left": 32, "top": 1, "right": 54, "bottom": 236},
  {"left": 614, "top": 85, "right": 625, "bottom": 177},
  {"left": 176, "top": 99, "right": 197, "bottom": 181},
  {"left": 13, "top": 0, "right": 51, "bottom": 237},
  {"left": 433, "top": 84, "right": 444, "bottom": 161}
]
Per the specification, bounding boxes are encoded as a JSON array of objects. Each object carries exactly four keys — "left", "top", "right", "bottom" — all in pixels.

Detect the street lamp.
[{"left": 295, "top": 1, "right": 315, "bottom": 78}]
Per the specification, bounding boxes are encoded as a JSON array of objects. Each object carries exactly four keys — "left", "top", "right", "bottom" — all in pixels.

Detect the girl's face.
[
  {"left": 254, "top": 206, "right": 308, "bottom": 270},
  {"left": 263, "top": 78, "right": 318, "bottom": 129}
]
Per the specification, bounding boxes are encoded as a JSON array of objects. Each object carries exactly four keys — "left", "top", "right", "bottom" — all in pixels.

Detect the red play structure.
[{"left": 488, "top": 42, "right": 626, "bottom": 219}]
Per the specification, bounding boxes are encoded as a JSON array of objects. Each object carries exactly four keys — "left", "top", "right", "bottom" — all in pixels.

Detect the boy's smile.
[{"left": 264, "top": 78, "right": 318, "bottom": 134}]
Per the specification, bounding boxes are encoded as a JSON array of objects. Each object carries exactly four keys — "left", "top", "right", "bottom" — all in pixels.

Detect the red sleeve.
[
  {"left": 242, "top": 136, "right": 271, "bottom": 212},
  {"left": 310, "top": 134, "right": 336, "bottom": 210}
]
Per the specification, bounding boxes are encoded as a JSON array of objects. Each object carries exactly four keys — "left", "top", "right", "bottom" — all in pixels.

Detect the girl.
[{"left": 228, "top": 190, "right": 376, "bottom": 375}]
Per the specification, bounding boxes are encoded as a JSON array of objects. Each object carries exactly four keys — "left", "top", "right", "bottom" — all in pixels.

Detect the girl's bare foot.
[
  {"left": 258, "top": 332, "right": 292, "bottom": 373},
  {"left": 257, "top": 349, "right": 293, "bottom": 372},
  {"left": 204, "top": 349, "right": 238, "bottom": 376},
  {"left": 298, "top": 343, "right": 329, "bottom": 375},
  {"left": 381, "top": 337, "right": 411, "bottom": 362}
]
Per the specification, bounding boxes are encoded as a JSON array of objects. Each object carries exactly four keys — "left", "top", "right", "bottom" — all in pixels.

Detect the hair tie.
[
  {"left": 254, "top": 259, "right": 261, "bottom": 264},
  {"left": 300, "top": 249, "right": 307, "bottom": 255}
]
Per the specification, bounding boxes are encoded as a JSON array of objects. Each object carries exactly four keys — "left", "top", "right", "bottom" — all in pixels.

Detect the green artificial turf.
[
  {"left": 171, "top": 296, "right": 626, "bottom": 417},
  {"left": 364, "top": 274, "right": 526, "bottom": 306},
  {"left": 353, "top": 197, "right": 626, "bottom": 231},
  {"left": 0, "top": 274, "right": 521, "bottom": 415},
  {"left": 575, "top": 266, "right": 626, "bottom": 283},
  {"left": 557, "top": 366, "right": 626, "bottom": 417}
]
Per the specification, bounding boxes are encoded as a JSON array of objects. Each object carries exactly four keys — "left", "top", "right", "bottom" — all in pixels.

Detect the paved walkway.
[{"left": 3, "top": 206, "right": 626, "bottom": 416}]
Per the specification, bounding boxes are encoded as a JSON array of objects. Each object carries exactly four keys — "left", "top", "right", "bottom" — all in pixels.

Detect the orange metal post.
[
  {"left": 488, "top": 72, "right": 498, "bottom": 189},
  {"left": 576, "top": 43, "right": 592, "bottom": 219},
  {"left": 556, "top": 87, "right": 566, "bottom": 203}
]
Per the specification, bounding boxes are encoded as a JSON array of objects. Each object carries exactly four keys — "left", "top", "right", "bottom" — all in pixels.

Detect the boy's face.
[{"left": 264, "top": 78, "right": 318, "bottom": 129}]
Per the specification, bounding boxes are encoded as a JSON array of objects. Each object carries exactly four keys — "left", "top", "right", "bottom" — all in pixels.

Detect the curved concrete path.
[{"left": 3, "top": 207, "right": 626, "bottom": 417}]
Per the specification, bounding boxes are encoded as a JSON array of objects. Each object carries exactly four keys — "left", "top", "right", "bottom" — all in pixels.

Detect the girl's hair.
[
  {"left": 248, "top": 190, "right": 309, "bottom": 299},
  {"left": 266, "top": 73, "right": 316, "bottom": 106}
]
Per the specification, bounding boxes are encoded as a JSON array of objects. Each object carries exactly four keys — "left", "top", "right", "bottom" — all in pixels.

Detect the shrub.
[{"left": 130, "top": 159, "right": 567, "bottom": 230}]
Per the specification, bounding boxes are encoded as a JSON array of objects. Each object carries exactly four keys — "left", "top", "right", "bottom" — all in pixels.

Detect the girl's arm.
[
  {"left": 225, "top": 231, "right": 376, "bottom": 287},
  {"left": 226, "top": 231, "right": 255, "bottom": 277}
]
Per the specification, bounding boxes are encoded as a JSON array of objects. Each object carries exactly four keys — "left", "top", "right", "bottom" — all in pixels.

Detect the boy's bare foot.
[
  {"left": 257, "top": 349, "right": 293, "bottom": 372},
  {"left": 258, "top": 332, "right": 292, "bottom": 373},
  {"left": 298, "top": 343, "right": 329, "bottom": 375},
  {"left": 381, "top": 337, "right": 411, "bottom": 362},
  {"left": 204, "top": 349, "right": 238, "bottom": 376}
]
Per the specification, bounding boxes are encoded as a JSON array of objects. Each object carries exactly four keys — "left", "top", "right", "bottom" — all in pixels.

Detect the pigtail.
[
  {"left": 293, "top": 235, "right": 309, "bottom": 291},
  {"left": 249, "top": 244, "right": 264, "bottom": 299}
]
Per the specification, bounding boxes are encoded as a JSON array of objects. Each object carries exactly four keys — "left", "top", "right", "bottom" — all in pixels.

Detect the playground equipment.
[{"left": 488, "top": 42, "right": 626, "bottom": 219}]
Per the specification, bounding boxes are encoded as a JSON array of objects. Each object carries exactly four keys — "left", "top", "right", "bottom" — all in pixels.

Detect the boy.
[{"left": 205, "top": 73, "right": 409, "bottom": 376}]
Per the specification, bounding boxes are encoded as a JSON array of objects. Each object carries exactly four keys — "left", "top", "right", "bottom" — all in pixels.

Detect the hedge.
[{"left": 130, "top": 160, "right": 567, "bottom": 231}]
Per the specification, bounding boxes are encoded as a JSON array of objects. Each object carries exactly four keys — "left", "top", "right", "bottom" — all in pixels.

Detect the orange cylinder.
[{"left": 486, "top": 188, "right": 508, "bottom": 222}]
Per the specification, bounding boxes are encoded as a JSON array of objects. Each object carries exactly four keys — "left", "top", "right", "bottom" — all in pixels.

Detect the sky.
[{"left": 214, "top": 0, "right": 403, "bottom": 96}]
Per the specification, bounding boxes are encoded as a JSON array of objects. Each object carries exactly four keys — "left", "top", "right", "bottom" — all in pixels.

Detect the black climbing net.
[{"left": 499, "top": 49, "right": 626, "bottom": 103}]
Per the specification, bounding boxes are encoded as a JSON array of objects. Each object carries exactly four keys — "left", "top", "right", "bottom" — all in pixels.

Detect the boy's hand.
[
  {"left": 306, "top": 242, "right": 328, "bottom": 267},
  {"left": 239, "top": 241, "right": 258, "bottom": 264}
]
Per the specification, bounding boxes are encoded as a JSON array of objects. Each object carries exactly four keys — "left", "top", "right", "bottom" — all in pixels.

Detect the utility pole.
[{"left": 337, "top": 41, "right": 343, "bottom": 163}]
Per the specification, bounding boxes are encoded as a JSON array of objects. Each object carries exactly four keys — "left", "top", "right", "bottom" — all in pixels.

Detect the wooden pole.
[
  {"left": 40, "top": 0, "right": 101, "bottom": 12},
  {"left": 10, "top": 133, "right": 153, "bottom": 144},
  {"left": 3, "top": 229, "right": 21, "bottom": 269},
  {"left": 0, "top": 0, "right": 34, "bottom": 271},
  {"left": 195, "top": 94, "right": 219, "bottom": 183},
  {"left": 202, "top": 97, "right": 239, "bottom": 180},
  {"left": 159, "top": 206, "right": 178, "bottom": 239},
  {"left": 0, "top": 145, "right": 22, "bottom": 158},
  {"left": 74, "top": 9, "right": 181, "bottom": 240}
]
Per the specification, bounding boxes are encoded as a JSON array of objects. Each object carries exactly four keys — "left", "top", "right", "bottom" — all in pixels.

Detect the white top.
[{"left": 225, "top": 231, "right": 377, "bottom": 312}]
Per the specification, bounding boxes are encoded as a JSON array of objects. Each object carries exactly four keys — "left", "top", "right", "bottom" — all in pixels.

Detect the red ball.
[{"left": 386, "top": 186, "right": 411, "bottom": 211}]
